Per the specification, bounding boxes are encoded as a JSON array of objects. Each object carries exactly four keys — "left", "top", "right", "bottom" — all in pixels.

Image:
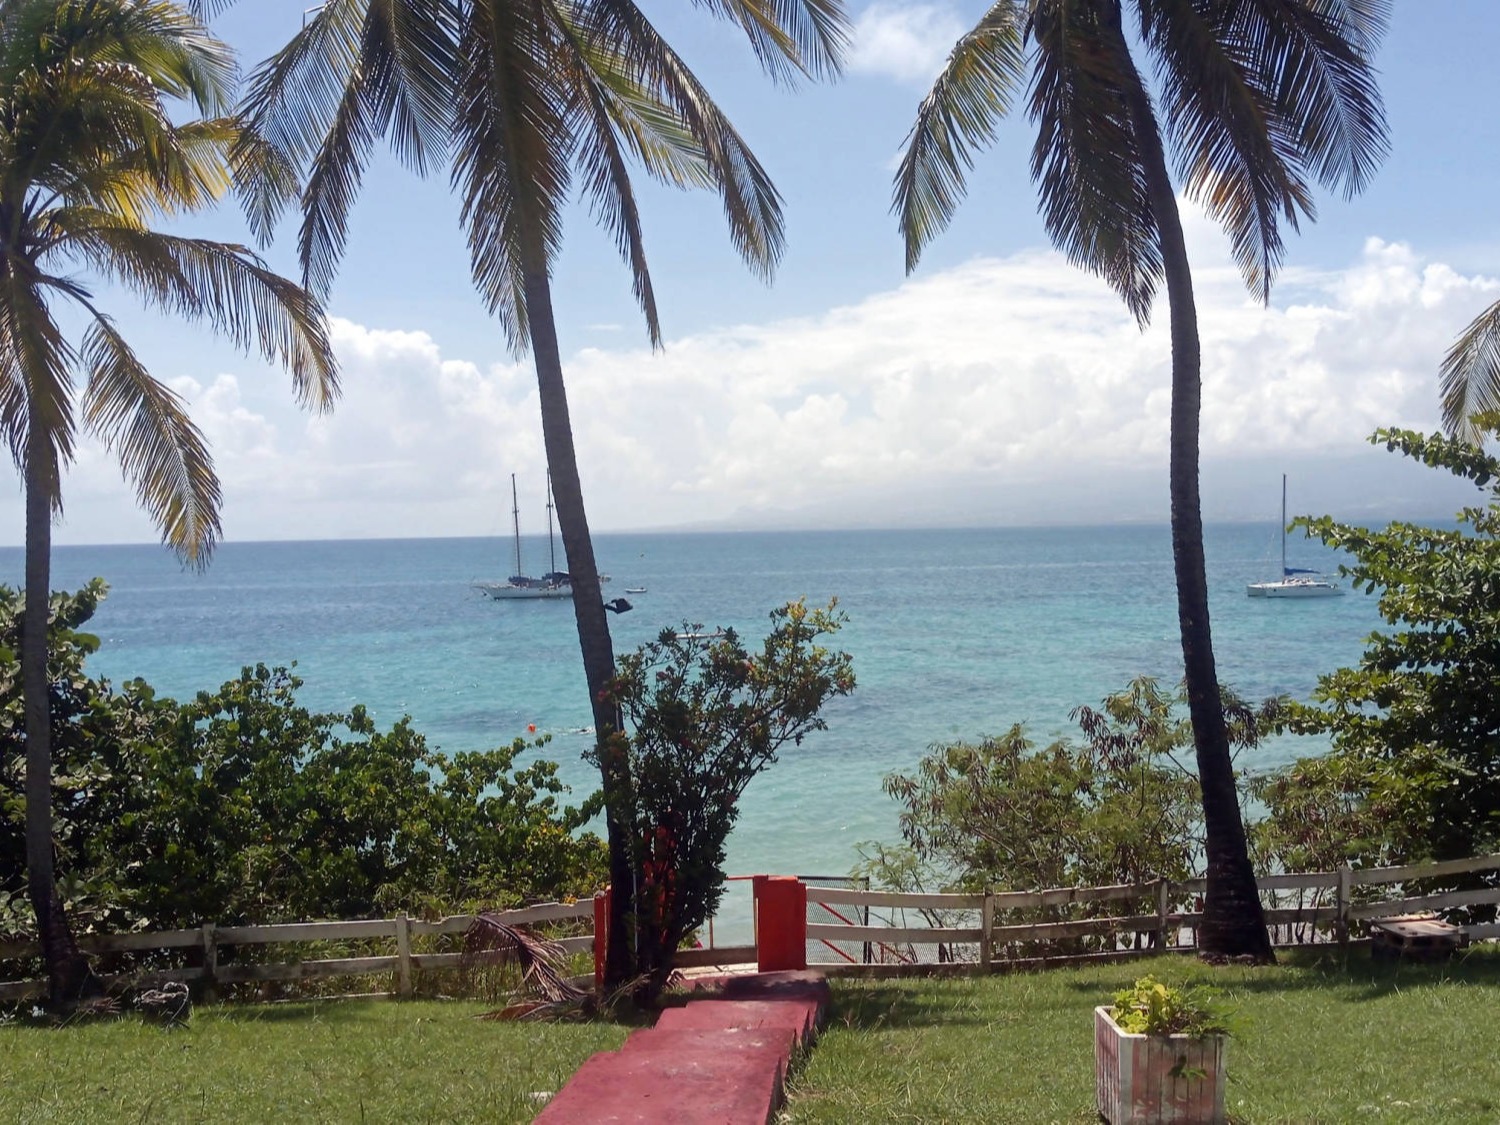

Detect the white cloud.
[
  {"left": 9, "top": 206, "right": 1497, "bottom": 546},
  {"left": 847, "top": 2, "right": 965, "bottom": 86}
]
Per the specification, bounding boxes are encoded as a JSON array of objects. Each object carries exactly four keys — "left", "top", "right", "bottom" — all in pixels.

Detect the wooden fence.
[
  {"left": 802, "top": 853, "right": 1500, "bottom": 974},
  {"left": 6, "top": 853, "right": 1500, "bottom": 999},
  {"left": 0, "top": 900, "right": 595, "bottom": 1003}
]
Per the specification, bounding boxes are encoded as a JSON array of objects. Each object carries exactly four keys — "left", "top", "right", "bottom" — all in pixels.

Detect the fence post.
[
  {"left": 981, "top": 890, "right": 994, "bottom": 972},
  {"left": 755, "top": 876, "right": 807, "bottom": 972},
  {"left": 593, "top": 888, "right": 610, "bottom": 996},
  {"left": 1155, "top": 879, "right": 1170, "bottom": 950},
  {"left": 200, "top": 923, "right": 218, "bottom": 1002},
  {"left": 395, "top": 916, "right": 414, "bottom": 998},
  {"left": 1336, "top": 865, "right": 1352, "bottom": 945}
]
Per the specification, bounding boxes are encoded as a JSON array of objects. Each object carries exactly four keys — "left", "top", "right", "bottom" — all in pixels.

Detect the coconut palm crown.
[
  {"left": 242, "top": 0, "right": 846, "bottom": 986},
  {"left": 2, "top": 0, "right": 339, "bottom": 1004},
  {"left": 896, "top": 0, "right": 1388, "bottom": 959}
]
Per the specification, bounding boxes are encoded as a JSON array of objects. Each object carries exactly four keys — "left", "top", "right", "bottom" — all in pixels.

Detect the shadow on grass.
[
  {"left": 205, "top": 997, "right": 387, "bottom": 1024},
  {"left": 824, "top": 985, "right": 996, "bottom": 1032},
  {"left": 1052, "top": 944, "right": 1500, "bottom": 1003}
]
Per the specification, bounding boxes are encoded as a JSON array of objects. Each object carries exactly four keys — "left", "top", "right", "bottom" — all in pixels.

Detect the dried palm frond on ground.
[{"left": 461, "top": 914, "right": 589, "bottom": 1017}]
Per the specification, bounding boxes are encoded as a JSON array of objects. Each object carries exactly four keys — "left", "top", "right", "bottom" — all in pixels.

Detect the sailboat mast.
[
  {"left": 1280, "top": 473, "right": 1287, "bottom": 578},
  {"left": 511, "top": 473, "right": 522, "bottom": 577},
  {"left": 547, "top": 470, "right": 557, "bottom": 574}
]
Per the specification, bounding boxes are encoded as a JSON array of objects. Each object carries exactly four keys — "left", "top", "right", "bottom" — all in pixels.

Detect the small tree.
[
  {"left": 866, "top": 679, "right": 1281, "bottom": 955},
  {"left": 1289, "top": 424, "right": 1500, "bottom": 872},
  {"left": 601, "top": 601, "right": 854, "bottom": 999},
  {"left": 877, "top": 679, "right": 1207, "bottom": 898}
]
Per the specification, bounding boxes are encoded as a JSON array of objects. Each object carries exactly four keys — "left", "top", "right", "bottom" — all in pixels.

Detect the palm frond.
[
  {"left": 294, "top": 38, "right": 379, "bottom": 298},
  {"left": 683, "top": 0, "right": 849, "bottom": 83},
  {"left": 242, "top": 0, "right": 458, "bottom": 291},
  {"left": 64, "top": 221, "right": 339, "bottom": 410},
  {"left": 463, "top": 914, "right": 589, "bottom": 1008},
  {"left": 239, "top": 0, "right": 370, "bottom": 173},
  {"left": 360, "top": 0, "right": 458, "bottom": 172},
  {"left": 893, "top": 1, "right": 1025, "bottom": 273},
  {"left": 8, "top": 60, "right": 177, "bottom": 205},
  {"left": 1232, "top": 0, "right": 1390, "bottom": 198},
  {"left": 551, "top": 12, "right": 671, "bottom": 344},
  {"left": 228, "top": 123, "right": 304, "bottom": 248},
  {"left": 79, "top": 312, "right": 221, "bottom": 563},
  {"left": 1139, "top": 0, "right": 1312, "bottom": 301},
  {"left": 452, "top": 0, "right": 572, "bottom": 350},
  {"left": 1441, "top": 299, "right": 1500, "bottom": 444},
  {"left": 1027, "top": 0, "right": 1161, "bottom": 324},
  {"left": 0, "top": 271, "right": 77, "bottom": 497},
  {"left": 72, "top": 115, "right": 240, "bottom": 223},
  {"left": 581, "top": 2, "right": 785, "bottom": 279}
]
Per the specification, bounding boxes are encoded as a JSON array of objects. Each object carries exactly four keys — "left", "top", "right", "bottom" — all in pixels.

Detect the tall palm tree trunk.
[
  {"left": 1108, "top": 9, "right": 1273, "bottom": 961},
  {"left": 21, "top": 444, "right": 97, "bottom": 1004},
  {"left": 521, "top": 263, "right": 635, "bottom": 987}
]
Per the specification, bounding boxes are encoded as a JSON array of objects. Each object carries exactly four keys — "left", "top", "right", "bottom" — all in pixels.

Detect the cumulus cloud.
[
  {"left": 11, "top": 206, "right": 1497, "bottom": 546},
  {"left": 847, "top": 2, "right": 965, "bottom": 86}
]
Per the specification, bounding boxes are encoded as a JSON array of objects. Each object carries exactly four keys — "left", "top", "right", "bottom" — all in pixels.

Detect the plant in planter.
[{"left": 1095, "top": 976, "right": 1231, "bottom": 1124}]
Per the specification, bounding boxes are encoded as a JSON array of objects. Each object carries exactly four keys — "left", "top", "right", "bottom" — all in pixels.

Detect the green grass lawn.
[
  {"left": 0, "top": 998, "right": 628, "bottom": 1123},
  {"left": 786, "top": 947, "right": 1500, "bottom": 1124}
]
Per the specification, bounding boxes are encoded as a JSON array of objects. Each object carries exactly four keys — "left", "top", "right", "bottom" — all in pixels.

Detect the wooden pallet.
[{"left": 1368, "top": 914, "right": 1464, "bottom": 962}]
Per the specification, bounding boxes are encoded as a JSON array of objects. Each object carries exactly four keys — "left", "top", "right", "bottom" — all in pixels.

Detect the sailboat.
[
  {"left": 474, "top": 474, "right": 573, "bottom": 600},
  {"left": 1245, "top": 475, "right": 1343, "bottom": 598}
]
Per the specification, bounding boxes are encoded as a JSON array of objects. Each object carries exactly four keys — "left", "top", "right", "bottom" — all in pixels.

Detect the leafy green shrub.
[
  {"left": 862, "top": 679, "right": 1285, "bottom": 955},
  {"left": 602, "top": 600, "right": 855, "bottom": 997},
  {"left": 1109, "top": 975, "right": 1230, "bottom": 1037},
  {"left": 0, "top": 583, "right": 606, "bottom": 946},
  {"left": 867, "top": 679, "right": 1280, "bottom": 898},
  {"left": 1286, "top": 425, "right": 1500, "bottom": 879}
]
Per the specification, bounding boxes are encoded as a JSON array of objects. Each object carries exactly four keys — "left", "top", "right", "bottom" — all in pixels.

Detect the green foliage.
[
  {"left": 1287, "top": 426, "right": 1500, "bottom": 871},
  {"left": 869, "top": 678, "right": 1257, "bottom": 896},
  {"left": 602, "top": 600, "right": 855, "bottom": 995},
  {"left": 1245, "top": 753, "right": 1403, "bottom": 877},
  {"left": 1109, "top": 974, "right": 1230, "bottom": 1037},
  {"left": 0, "top": 584, "right": 606, "bottom": 939},
  {"left": 863, "top": 679, "right": 1285, "bottom": 954}
]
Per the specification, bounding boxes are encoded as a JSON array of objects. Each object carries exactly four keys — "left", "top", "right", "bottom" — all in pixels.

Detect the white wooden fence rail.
[
  {"left": 6, "top": 853, "right": 1500, "bottom": 1000},
  {"left": 0, "top": 900, "right": 595, "bottom": 1003},
  {"left": 804, "top": 853, "right": 1500, "bottom": 971}
]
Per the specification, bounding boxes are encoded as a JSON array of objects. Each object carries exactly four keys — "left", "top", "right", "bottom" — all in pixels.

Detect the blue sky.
[{"left": 10, "top": 0, "right": 1500, "bottom": 545}]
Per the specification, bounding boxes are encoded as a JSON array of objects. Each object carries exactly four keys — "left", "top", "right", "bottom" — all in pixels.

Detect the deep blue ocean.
[{"left": 2, "top": 524, "right": 1375, "bottom": 909}]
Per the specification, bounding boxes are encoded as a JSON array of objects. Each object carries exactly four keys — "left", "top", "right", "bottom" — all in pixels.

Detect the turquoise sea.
[{"left": 3, "top": 524, "right": 1377, "bottom": 924}]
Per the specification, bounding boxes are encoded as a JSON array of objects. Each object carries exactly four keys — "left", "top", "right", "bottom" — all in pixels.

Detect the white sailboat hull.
[
  {"left": 1246, "top": 579, "right": 1343, "bottom": 598},
  {"left": 475, "top": 581, "right": 573, "bottom": 601}
]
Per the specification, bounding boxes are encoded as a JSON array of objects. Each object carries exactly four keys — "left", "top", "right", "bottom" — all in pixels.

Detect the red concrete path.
[{"left": 534, "top": 971, "right": 831, "bottom": 1124}]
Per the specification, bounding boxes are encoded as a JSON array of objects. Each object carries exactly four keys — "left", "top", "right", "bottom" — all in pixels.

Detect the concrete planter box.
[{"left": 1094, "top": 1006, "right": 1226, "bottom": 1124}]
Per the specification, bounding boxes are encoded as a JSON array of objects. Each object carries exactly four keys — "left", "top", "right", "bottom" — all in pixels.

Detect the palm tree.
[
  {"left": 896, "top": 0, "right": 1387, "bottom": 959},
  {"left": 1, "top": 0, "right": 339, "bottom": 1004},
  {"left": 243, "top": 0, "right": 845, "bottom": 985},
  {"left": 1441, "top": 300, "right": 1500, "bottom": 442}
]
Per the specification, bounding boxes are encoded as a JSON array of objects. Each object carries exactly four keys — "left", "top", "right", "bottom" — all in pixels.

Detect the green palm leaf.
[
  {"left": 1028, "top": 0, "right": 1161, "bottom": 324},
  {"left": 0, "top": 270, "right": 76, "bottom": 485},
  {"left": 1139, "top": 0, "right": 1312, "bottom": 300},
  {"left": 894, "top": 1, "right": 1025, "bottom": 273},
  {"left": 584, "top": 1, "right": 786, "bottom": 279},
  {"left": 1441, "top": 299, "right": 1500, "bottom": 444},
  {"left": 451, "top": 0, "right": 572, "bottom": 350},
  {"left": 80, "top": 313, "right": 222, "bottom": 561},
  {"left": 684, "top": 0, "right": 847, "bottom": 82}
]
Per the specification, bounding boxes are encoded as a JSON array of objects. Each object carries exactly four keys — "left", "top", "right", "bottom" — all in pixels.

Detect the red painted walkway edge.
[{"left": 534, "top": 971, "right": 831, "bottom": 1124}]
